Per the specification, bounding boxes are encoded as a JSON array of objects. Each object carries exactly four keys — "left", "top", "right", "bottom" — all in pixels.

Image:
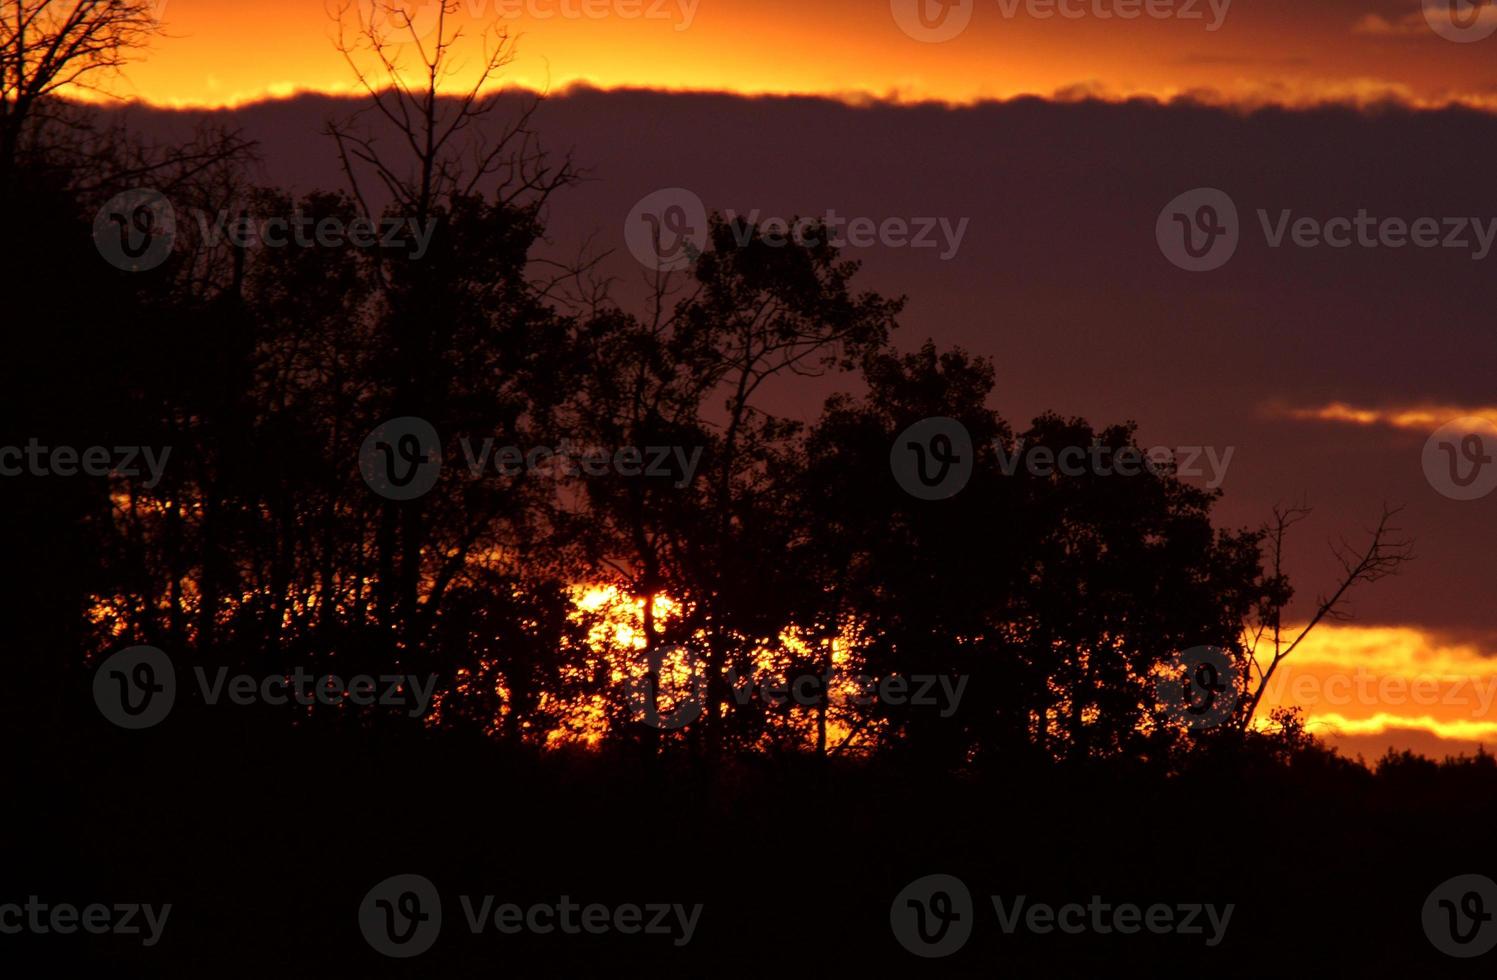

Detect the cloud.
[
  {"left": 1253, "top": 624, "right": 1497, "bottom": 757},
  {"left": 1356, "top": 2, "right": 1497, "bottom": 39},
  {"left": 1172, "top": 54, "right": 1312, "bottom": 67},
  {"left": 1268, "top": 401, "right": 1497, "bottom": 436},
  {"left": 1352, "top": 12, "right": 1430, "bottom": 37}
]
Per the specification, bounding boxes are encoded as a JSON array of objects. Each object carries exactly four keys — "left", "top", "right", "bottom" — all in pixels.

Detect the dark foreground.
[{"left": 10, "top": 706, "right": 1497, "bottom": 978}]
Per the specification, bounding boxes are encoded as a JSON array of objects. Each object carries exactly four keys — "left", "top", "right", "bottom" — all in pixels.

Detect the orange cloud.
[
  {"left": 1253, "top": 624, "right": 1497, "bottom": 759},
  {"left": 1352, "top": 13, "right": 1429, "bottom": 37},
  {"left": 1269, "top": 402, "right": 1497, "bottom": 436},
  {"left": 50, "top": 0, "right": 1497, "bottom": 112}
]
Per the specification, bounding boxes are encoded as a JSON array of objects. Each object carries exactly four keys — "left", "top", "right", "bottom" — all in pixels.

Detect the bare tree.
[
  {"left": 327, "top": 0, "right": 573, "bottom": 223},
  {"left": 1235, "top": 502, "right": 1415, "bottom": 731},
  {"left": 323, "top": 1, "right": 579, "bottom": 657},
  {"left": 0, "top": 0, "right": 163, "bottom": 176}
]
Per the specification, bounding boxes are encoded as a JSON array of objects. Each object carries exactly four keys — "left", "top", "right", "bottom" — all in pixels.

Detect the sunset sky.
[
  {"left": 86, "top": 0, "right": 1497, "bottom": 762},
  {"left": 107, "top": 0, "right": 1497, "bottom": 110}
]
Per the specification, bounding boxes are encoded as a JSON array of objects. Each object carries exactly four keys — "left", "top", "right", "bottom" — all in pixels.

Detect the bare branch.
[{"left": 1238, "top": 503, "right": 1414, "bottom": 729}]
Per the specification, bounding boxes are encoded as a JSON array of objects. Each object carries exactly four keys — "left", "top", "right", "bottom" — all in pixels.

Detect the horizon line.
[{"left": 74, "top": 79, "right": 1497, "bottom": 118}]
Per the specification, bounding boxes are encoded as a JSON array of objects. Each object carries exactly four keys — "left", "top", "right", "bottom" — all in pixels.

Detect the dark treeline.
[
  {"left": 0, "top": 29, "right": 1311, "bottom": 769},
  {"left": 4, "top": 93, "right": 1294, "bottom": 766},
  {"left": 3, "top": 4, "right": 1494, "bottom": 976}
]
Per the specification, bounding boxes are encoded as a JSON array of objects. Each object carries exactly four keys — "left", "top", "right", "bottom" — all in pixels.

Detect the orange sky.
[
  {"left": 96, "top": 0, "right": 1497, "bottom": 109},
  {"left": 1254, "top": 624, "right": 1497, "bottom": 761}
]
